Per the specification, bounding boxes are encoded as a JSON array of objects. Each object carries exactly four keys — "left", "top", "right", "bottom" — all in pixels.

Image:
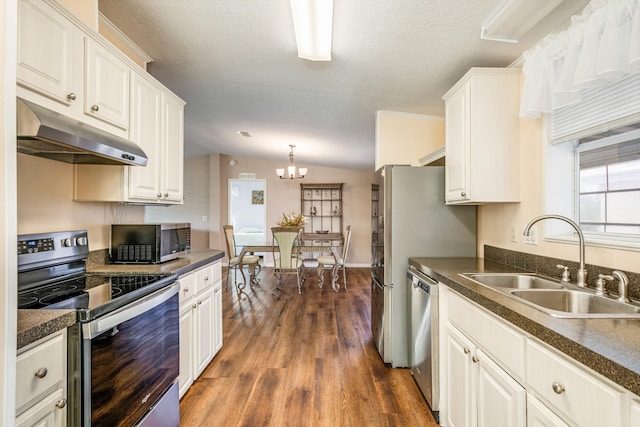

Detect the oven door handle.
[{"left": 82, "top": 282, "right": 179, "bottom": 339}]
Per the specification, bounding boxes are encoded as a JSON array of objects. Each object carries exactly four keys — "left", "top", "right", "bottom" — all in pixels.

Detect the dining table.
[{"left": 238, "top": 241, "right": 343, "bottom": 292}]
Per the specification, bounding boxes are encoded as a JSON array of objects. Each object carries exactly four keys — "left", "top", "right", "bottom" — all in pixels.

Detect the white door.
[{"left": 228, "top": 179, "right": 267, "bottom": 247}]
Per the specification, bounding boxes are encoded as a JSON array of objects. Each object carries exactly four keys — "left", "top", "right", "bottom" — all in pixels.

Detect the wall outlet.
[
  {"left": 525, "top": 225, "right": 538, "bottom": 245},
  {"left": 510, "top": 225, "right": 517, "bottom": 243},
  {"left": 202, "top": 216, "right": 208, "bottom": 223}
]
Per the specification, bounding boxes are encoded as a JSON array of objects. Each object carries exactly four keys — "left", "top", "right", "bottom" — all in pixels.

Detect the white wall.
[
  {"left": 375, "top": 110, "right": 444, "bottom": 170},
  {"left": 1, "top": 1, "right": 17, "bottom": 423}
]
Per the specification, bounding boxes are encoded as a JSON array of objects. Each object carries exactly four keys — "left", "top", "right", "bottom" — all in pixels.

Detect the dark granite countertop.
[
  {"left": 18, "top": 249, "right": 225, "bottom": 350},
  {"left": 410, "top": 257, "right": 640, "bottom": 397},
  {"left": 86, "top": 249, "right": 224, "bottom": 276}
]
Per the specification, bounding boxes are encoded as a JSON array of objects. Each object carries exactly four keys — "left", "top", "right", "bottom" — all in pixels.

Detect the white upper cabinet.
[
  {"left": 84, "top": 38, "right": 130, "bottom": 130},
  {"left": 17, "top": 0, "right": 129, "bottom": 138},
  {"left": 442, "top": 68, "right": 521, "bottom": 204},
  {"left": 161, "top": 92, "right": 185, "bottom": 203},
  {"left": 17, "top": 0, "right": 79, "bottom": 108}
]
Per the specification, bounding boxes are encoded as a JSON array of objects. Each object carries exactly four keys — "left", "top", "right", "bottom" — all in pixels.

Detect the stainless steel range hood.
[{"left": 16, "top": 98, "right": 148, "bottom": 166}]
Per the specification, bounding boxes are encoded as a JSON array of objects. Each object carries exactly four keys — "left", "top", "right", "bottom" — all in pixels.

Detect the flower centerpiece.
[{"left": 277, "top": 211, "right": 306, "bottom": 227}]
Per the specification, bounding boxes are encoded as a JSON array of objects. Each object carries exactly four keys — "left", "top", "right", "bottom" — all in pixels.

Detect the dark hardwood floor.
[{"left": 179, "top": 266, "right": 438, "bottom": 426}]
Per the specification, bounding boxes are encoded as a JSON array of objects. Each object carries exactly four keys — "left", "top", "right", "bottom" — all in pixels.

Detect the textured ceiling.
[{"left": 98, "top": 0, "right": 589, "bottom": 171}]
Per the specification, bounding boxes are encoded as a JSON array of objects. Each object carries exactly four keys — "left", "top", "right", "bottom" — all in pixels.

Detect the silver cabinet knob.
[
  {"left": 164, "top": 193, "right": 169, "bottom": 198},
  {"left": 204, "top": 276, "right": 209, "bottom": 282},
  {"left": 552, "top": 382, "right": 565, "bottom": 394},
  {"left": 472, "top": 355, "right": 479, "bottom": 363},
  {"left": 463, "top": 347, "right": 470, "bottom": 354},
  {"left": 34, "top": 367, "right": 48, "bottom": 378},
  {"left": 55, "top": 398, "right": 67, "bottom": 409},
  {"left": 157, "top": 193, "right": 162, "bottom": 198},
  {"left": 197, "top": 300, "right": 202, "bottom": 305},
  {"left": 461, "top": 192, "right": 466, "bottom": 197},
  {"left": 192, "top": 304, "right": 197, "bottom": 309},
  {"left": 91, "top": 104, "right": 99, "bottom": 112},
  {"left": 67, "top": 92, "right": 77, "bottom": 100},
  {"left": 183, "top": 287, "right": 189, "bottom": 293}
]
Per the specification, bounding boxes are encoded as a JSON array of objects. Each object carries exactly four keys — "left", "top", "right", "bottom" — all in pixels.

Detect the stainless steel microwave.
[{"left": 110, "top": 223, "right": 191, "bottom": 264}]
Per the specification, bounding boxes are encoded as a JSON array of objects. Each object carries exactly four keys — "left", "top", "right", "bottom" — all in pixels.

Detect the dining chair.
[
  {"left": 271, "top": 226, "right": 305, "bottom": 294},
  {"left": 223, "top": 225, "right": 261, "bottom": 291},
  {"left": 317, "top": 225, "right": 352, "bottom": 290}
]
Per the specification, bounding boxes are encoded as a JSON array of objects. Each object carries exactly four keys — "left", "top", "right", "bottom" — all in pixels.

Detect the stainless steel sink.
[
  {"left": 461, "top": 272, "right": 640, "bottom": 318},
  {"left": 510, "top": 289, "right": 640, "bottom": 318},
  {"left": 461, "top": 273, "right": 564, "bottom": 290}
]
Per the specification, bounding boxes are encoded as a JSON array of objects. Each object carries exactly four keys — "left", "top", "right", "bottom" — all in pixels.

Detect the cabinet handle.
[
  {"left": 67, "top": 92, "right": 77, "bottom": 101},
  {"left": 552, "top": 382, "right": 565, "bottom": 394},
  {"left": 164, "top": 192, "right": 169, "bottom": 198},
  {"left": 472, "top": 355, "right": 479, "bottom": 363},
  {"left": 461, "top": 192, "right": 466, "bottom": 197},
  {"left": 56, "top": 398, "right": 67, "bottom": 409},
  {"left": 204, "top": 276, "right": 209, "bottom": 282},
  {"left": 197, "top": 300, "right": 202, "bottom": 305},
  {"left": 183, "top": 287, "right": 189, "bottom": 293},
  {"left": 463, "top": 347, "right": 470, "bottom": 354},
  {"left": 192, "top": 304, "right": 197, "bottom": 309},
  {"left": 91, "top": 104, "right": 99, "bottom": 112},
  {"left": 157, "top": 193, "right": 162, "bottom": 198},
  {"left": 34, "top": 367, "right": 48, "bottom": 378}
]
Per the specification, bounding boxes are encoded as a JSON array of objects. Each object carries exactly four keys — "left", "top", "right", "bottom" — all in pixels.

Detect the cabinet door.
[
  {"left": 161, "top": 94, "right": 185, "bottom": 203},
  {"left": 178, "top": 303, "right": 195, "bottom": 399},
  {"left": 212, "top": 281, "right": 223, "bottom": 355},
  {"left": 194, "top": 288, "right": 215, "bottom": 377},
  {"left": 128, "top": 72, "right": 162, "bottom": 201},
  {"left": 85, "top": 38, "right": 129, "bottom": 130},
  {"left": 476, "top": 349, "right": 525, "bottom": 427},
  {"left": 444, "top": 81, "right": 471, "bottom": 203},
  {"left": 15, "top": 388, "right": 66, "bottom": 427},
  {"left": 526, "top": 394, "right": 570, "bottom": 427},
  {"left": 17, "top": 0, "right": 78, "bottom": 107},
  {"left": 445, "top": 325, "right": 475, "bottom": 427}
]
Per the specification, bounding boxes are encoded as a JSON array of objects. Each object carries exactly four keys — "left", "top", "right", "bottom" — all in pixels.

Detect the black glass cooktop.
[{"left": 18, "top": 273, "right": 177, "bottom": 321}]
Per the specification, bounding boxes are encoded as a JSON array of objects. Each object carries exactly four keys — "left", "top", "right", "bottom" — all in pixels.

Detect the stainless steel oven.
[{"left": 18, "top": 230, "right": 180, "bottom": 427}]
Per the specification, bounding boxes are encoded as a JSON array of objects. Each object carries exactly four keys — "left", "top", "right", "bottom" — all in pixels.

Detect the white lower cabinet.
[
  {"left": 441, "top": 286, "right": 636, "bottom": 427},
  {"left": 178, "top": 260, "right": 223, "bottom": 399},
  {"left": 15, "top": 329, "right": 67, "bottom": 427},
  {"left": 526, "top": 394, "right": 570, "bottom": 427},
  {"left": 445, "top": 323, "right": 525, "bottom": 427}
]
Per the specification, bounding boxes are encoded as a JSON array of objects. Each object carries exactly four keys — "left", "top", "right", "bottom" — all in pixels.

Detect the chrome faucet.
[
  {"left": 523, "top": 215, "right": 587, "bottom": 288},
  {"left": 612, "top": 270, "right": 630, "bottom": 303}
]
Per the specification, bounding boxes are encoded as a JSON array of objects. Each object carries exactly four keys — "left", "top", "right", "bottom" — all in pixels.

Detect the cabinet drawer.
[
  {"left": 526, "top": 339, "right": 624, "bottom": 427},
  {"left": 194, "top": 265, "right": 215, "bottom": 294},
  {"left": 447, "top": 290, "right": 525, "bottom": 380},
  {"left": 16, "top": 331, "right": 66, "bottom": 410},
  {"left": 179, "top": 273, "right": 195, "bottom": 305}
]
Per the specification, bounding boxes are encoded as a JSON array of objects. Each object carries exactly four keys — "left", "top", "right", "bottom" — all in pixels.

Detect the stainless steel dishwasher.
[{"left": 407, "top": 266, "right": 439, "bottom": 423}]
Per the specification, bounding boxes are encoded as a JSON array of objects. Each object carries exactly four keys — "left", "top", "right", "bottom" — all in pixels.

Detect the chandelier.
[{"left": 276, "top": 145, "right": 307, "bottom": 179}]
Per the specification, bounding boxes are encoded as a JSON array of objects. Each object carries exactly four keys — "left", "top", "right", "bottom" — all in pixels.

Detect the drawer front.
[
  {"left": 194, "top": 264, "right": 215, "bottom": 294},
  {"left": 16, "top": 331, "right": 66, "bottom": 410},
  {"left": 526, "top": 339, "right": 624, "bottom": 427},
  {"left": 447, "top": 290, "right": 525, "bottom": 380},
  {"left": 179, "top": 272, "right": 195, "bottom": 305}
]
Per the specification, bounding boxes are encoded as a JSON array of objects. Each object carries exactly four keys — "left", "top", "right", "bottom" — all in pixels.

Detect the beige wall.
[
  {"left": 477, "top": 117, "right": 640, "bottom": 274},
  {"left": 58, "top": 0, "right": 98, "bottom": 30},
  {"left": 17, "top": 154, "right": 144, "bottom": 249},
  {"left": 216, "top": 154, "right": 372, "bottom": 266},
  {"left": 375, "top": 110, "right": 444, "bottom": 170}
]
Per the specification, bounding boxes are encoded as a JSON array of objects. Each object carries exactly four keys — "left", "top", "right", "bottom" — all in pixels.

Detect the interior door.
[{"left": 228, "top": 179, "right": 267, "bottom": 248}]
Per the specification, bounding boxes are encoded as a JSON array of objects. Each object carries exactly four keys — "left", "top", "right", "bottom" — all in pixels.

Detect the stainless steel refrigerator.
[{"left": 371, "top": 165, "right": 476, "bottom": 367}]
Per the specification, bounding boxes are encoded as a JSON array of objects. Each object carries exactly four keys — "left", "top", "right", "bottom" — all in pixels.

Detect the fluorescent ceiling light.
[
  {"left": 290, "top": 0, "right": 333, "bottom": 61},
  {"left": 481, "top": 0, "right": 563, "bottom": 43}
]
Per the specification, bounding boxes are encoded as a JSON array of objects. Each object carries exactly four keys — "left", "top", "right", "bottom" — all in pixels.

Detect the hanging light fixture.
[{"left": 276, "top": 145, "right": 307, "bottom": 179}]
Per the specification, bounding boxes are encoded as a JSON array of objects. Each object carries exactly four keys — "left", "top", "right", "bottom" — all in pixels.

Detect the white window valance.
[{"left": 520, "top": 0, "right": 640, "bottom": 119}]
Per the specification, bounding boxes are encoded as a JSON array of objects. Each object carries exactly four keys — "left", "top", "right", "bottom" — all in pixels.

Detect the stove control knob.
[
  {"left": 62, "top": 238, "right": 75, "bottom": 247},
  {"left": 76, "top": 236, "right": 88, "bottom": 246}
]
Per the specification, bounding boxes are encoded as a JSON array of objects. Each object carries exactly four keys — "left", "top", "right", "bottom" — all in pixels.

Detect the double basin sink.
[{"left": 460, "top": 273, "right": 640, "bottom": 318}]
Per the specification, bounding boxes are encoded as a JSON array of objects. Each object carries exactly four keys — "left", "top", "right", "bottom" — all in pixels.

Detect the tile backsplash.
[{"left": 484, "top": 245, "right": 640, "bottom": 300}]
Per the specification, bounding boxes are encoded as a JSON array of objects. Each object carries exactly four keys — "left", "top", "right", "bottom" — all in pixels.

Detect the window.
[{"left": 576, "top": 129, "right": 640, "bottom": 242}]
